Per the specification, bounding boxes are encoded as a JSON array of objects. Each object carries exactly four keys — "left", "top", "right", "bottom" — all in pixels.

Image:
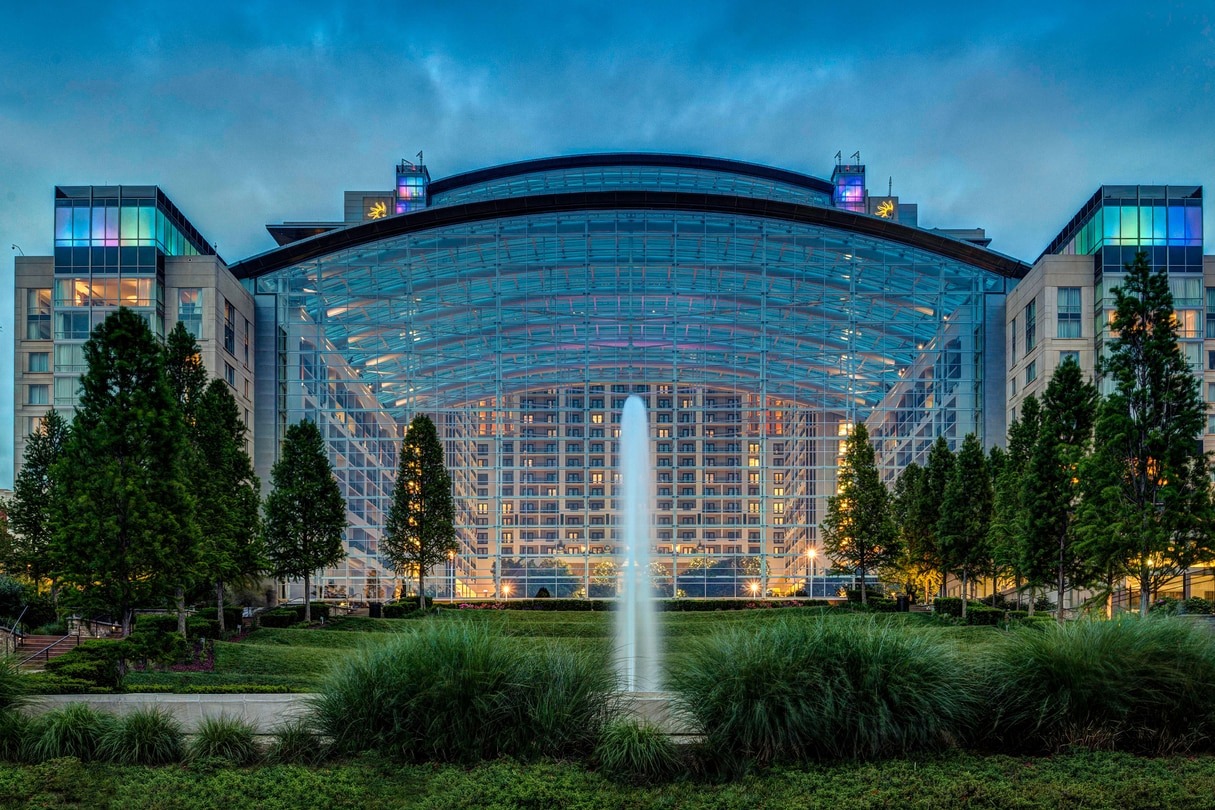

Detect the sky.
[{"left": 2, "top": 0, "right": 1214, "bottom": 483}]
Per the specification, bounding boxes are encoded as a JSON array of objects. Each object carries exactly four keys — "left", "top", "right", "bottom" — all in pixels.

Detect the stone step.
[{"left": 17, "top": 635, "right": 80, "bottom": 670}]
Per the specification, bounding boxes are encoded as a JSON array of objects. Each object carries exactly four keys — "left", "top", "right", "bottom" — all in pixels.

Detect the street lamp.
[
  {"left": 748, "top": 580, "right": 760, "bottom": 597},
  {"left": 807, "top": 547, "right": 817, "bottom": 598},
  {"left": 502, "top": 582, "right": 512, "bottom": 601}
]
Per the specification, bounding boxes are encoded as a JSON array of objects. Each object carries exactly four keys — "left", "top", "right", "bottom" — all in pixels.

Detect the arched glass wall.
[{"left": 252, "top": 206, "right": 1010, "bottom": 602}]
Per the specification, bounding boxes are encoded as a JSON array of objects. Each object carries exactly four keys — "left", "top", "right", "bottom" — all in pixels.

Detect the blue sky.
[{"left": 2, "top": 1, "right": 1214, "bottom": 483}]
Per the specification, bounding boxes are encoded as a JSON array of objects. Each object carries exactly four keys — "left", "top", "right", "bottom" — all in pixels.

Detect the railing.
[{"left": 16, "top": 632, "right": 78, "bottom": 669}]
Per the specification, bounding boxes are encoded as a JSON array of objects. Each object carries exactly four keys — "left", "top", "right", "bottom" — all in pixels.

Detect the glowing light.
[
  {"left": 875, "top": 199, "right": 895, "bottom": 218},
  {"left": 367, "top": 201, "right": 388, "bottom": 219}
]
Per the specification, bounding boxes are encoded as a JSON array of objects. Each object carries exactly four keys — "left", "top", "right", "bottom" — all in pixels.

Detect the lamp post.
[
  {"left": 807, "top": 546, "right": 817, "bottom": 598},
  {"left": 502, "top": 582, "right": 512, "bottom": 601}
]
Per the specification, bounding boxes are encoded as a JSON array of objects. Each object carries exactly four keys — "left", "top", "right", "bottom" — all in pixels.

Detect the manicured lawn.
[
  {"left": 119, "top": 607, "right": 1003, "bottom": 693},
  {"left": 0, "top": 751, "right": 1212, "bottom": 809}
]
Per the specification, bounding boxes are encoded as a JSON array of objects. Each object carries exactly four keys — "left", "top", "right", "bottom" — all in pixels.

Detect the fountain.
[{"left": 616, "top": 394, "right": 662, "bottom": 692}]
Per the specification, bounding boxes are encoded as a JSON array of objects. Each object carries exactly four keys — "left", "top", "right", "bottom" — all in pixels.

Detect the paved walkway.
[
  {"left": 22, "top": 691, "right": 697, "bottom": 737},
  {"left": 22, "top": 693, "right": 311, "bottom": 734}
]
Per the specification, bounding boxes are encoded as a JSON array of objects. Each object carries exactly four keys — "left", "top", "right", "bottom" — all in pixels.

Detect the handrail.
[
  {"left": 10, "top": 606, "right": 28, "bottom": 638},
  {"left": 17, "top": 634, "right": 75, "bottom": 668}
]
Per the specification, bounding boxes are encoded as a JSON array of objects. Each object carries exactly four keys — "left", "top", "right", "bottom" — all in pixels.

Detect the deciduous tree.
[{"left": 938, "top": 433, "right": 993, "bottom": 618}]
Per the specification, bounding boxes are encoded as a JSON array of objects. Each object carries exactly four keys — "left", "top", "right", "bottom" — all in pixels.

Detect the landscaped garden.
[{"left": 3, "top": 606, "right": 1215, "bottom": 808}]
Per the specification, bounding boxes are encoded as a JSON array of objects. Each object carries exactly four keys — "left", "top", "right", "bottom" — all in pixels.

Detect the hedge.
[
  {"left": 257, "top": 604, "right": 331, "bottom": 627},
  {"left": 194, "top": 606, "right": 244, "bottom": 629}
]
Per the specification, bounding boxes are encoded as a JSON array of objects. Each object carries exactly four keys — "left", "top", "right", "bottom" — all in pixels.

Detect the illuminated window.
[{"left": 25, "top": 289, "right": 50, "bottom": 340}]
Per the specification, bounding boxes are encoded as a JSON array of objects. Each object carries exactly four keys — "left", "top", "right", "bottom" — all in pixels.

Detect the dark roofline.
[
  {"left": 427, "top": 153, "right": 836, "bottom": 198},
  {"left": 230, "top": 190, "right": 1030, "bottom": 281}
]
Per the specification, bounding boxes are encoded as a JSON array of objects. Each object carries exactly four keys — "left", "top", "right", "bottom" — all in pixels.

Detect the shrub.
[
  {"left": 595, "top": 718, "right": 681, "bottom": 784},
  {"left": 257, "top": 604, "right": 331, "bottom": 627},
  {"left": 98, "top": 707, "right": 183, "bottom": 765},
  {"left": 186, "top": 617, "right": 221, "bottom": 640},
  {"left": 983, "top": 616, "right": 1215, "bottom": 753},
  {"left": 1183, "top": 597, "right": 1214, "bottom": 616},
  {"left": 0, "top": 709, "right": 31, "bottom": 762},
  {"left": 44, "top": 640, "right": 128, "bottom": 689},
  {"left": 312, "top": 621, "right": 615, "bottom": 762},
  {"left": 669, "top": 617, "right": 975, "bottom": 767},
  {"left": 933, "top": 597, "right": 964, "bottom": 617},
  {"left": 26, "top": 703, "right": 116, "bottom": 762},
  {"left": 188, "top": 715, "right": 259, "bottom": 766},
  {"left": 194, "top": 606, "right": 244, "bottom": 630},
  {"left": 265, "top": 717, "right": 328, "bottom": 765},
  {"left": 31, "top": 622, "right": 68, "bottom": 636},
  {"left": 966, "top": 605, "right": 1004, "bottom": 626},
  {"left": 533, "top": 587, "right": 552, "bottom": 599},
  {"left": 133, "top": 614, "right": 180, "bottom": 635},
  {"left": 382, "top": 598, "right": 420, "bottom": 618}
]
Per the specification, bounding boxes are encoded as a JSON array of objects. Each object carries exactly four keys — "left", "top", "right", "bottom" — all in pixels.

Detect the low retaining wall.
[
  {"left": 21, "top": 693, "right": 311, "bottom": 734},
  {"left": 22, "top": 691, "right": 699, "bottom": 737}
]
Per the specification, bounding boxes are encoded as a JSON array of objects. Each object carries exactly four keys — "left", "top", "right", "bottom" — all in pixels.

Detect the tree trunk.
[
  {"left": 216, "top": 580, "right": 225, "bottom": 635},
  {"left": 121, "top": 606, "right": 134, "bottom": 638},
  {"left": 304, "top": 572, "right": 312, "bottom": 623},
  {"left": 1139, "top": 570, "right": 1151, "bottom": 617},
  {"left": 859, "top": 558, "right": 867, "bottom": 605},
  {"left": 1105, "top": 572, "right": 1114, "bottom": 620},
  {"left": 418, "top": 570, "right": 427, "bottom": 611},
  {"left": 1057, "top": 529, "right": 1067, "bottom": 624},
  {"left": 961, "top": 572, "right": 968, "bottom": 619},
  {"left": 1027, "top": 586, "right": 1035, "bottom": 617},
  {"left": 176, "top": 587, "right": 187, "bottom": 636}
]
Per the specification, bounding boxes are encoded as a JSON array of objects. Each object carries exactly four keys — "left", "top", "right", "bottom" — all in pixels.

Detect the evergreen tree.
[
  {"left": 263, "top": 420, "right": 347, "bottom": 622},
  {"left": 49, "top": 308, "right": 197, "bottom": 636},
  {"left": 162, "top": 322, "right": 208, "bottom": 633},
  {"left": 7, "top": 409, "right": 69, "bottom": 591},
  {"left": 821, "top": 423, "right": 898, "bottom": 604},
  {"left": 383, "top": 414, "right": 457, "bottom": 610},
  {"left": 938, "top": 433, "right": 993, "bottom": 618},
  {"left": 990, "top": 394, "right": 1041, "bottom": 610},
  {"left": 194, "top": 379, "right": 263, "bottom": 632},
  {"left": 1076, "top": 254, "right": 1213, "bottom": 615},
  {"left": 919, "top": 436, "right": 955, "bottom": 597},
  {"left": 1020, "top": 359, "right": 1097, "bottom": 622}
]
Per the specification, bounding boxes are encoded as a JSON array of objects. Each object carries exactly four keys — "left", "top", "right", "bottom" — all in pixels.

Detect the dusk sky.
[{"left": 2, "top": 1, "right": 1214, "bottom": 482}]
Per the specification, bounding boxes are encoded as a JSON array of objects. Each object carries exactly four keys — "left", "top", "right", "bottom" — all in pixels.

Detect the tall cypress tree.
[
  {"left": 163, "top": 322, "right": 209, "bottom": 633},
  {"left": 50, "top": 308, "right": 197, "bottom": 636},
  {"left": 920, "top": 436, "right": 955, "bottom": 597},
  {"left": 938, "top": 433, "right": 992, "bottom": 618},
  {"left": 1021, "top": 359, "right": 1097, "bottom": 622},
  {"left": 821, "top": 423, "right": 898, "bottom": 604},
  {"left": 7, "top": 409, "right": 69, "bottom": 591},
  {"left": 263, "top": 420, "right": 347, "bottom": 622},
  {"left": 989, "top": 395, "right": 1041, "bottom": 609},
  {"left": 1077, "top": 251, "right": 1213, "bottom": 615},
  {"left": 194, "top": 379, "right": 263, "bottom": 632},
  {"left": 383, "top": 414, "right": 457, "bottom": 610}
]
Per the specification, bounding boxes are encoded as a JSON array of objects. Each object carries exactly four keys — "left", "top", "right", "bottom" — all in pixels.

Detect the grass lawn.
[
  {"left": 0, "top": 751, "right": 1213, "bottom": 809},
  {"left": 120, "top": 607, "right": 1003, "bottom": 693}
]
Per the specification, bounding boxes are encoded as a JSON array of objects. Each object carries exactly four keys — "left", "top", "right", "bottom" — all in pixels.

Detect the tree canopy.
[
  {"left": 383, "top": 414, "right": 457, "bottom": 610},
  {"left": 49, "top": 308, "right": 197, "bottom": 635},
  {"left": 263, "top": 420, "right": 347, "bottom": 622},
  {"left": 821, "top": 423, "right": 899, "bottom": 603}
]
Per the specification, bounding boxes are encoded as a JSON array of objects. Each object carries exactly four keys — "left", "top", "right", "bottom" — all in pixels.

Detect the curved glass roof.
[{"left": 428, "top": 153, "right": 835, "bottom": 209}]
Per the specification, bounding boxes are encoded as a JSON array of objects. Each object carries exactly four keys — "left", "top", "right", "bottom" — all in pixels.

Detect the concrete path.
[
  {"left": 21, "top": 693, "right": 312, "bottom": 734},
  {"left": 22, "top": 691, "right": 698, "bottom": 737}
]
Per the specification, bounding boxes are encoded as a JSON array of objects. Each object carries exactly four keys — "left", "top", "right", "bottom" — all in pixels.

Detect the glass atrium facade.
[{"left": 236, "top": 156, "right": 1025, "bottom": 602}]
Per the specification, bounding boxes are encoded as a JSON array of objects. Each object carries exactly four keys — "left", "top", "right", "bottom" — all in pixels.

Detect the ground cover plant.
[
  {"left": 670, "top": 616, "right": 976, "bottom": 769},
  {"left": 0, "top": 752, "right": 1214, "bottom": 808},
  {"left": 983, "top": 615, "right": 1215, "bottom": 753},
  {"left": 311, "top": 620, "right": 615, "bottom": 762}
]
